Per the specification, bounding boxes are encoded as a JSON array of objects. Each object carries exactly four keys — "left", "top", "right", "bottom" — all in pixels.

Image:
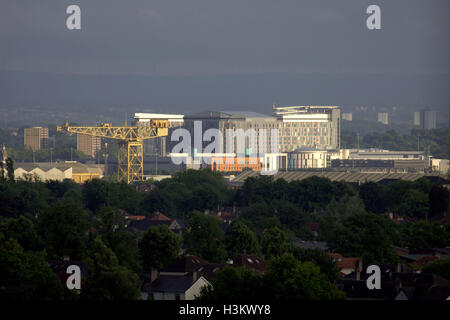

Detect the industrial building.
[
  {"left": 24, "top": 127, "right": 49, "bottom": 151},
  {"left": 430, "top": 159, "right": 449, "bottom": 174},
  {"left": 287, "top": 148, "right": 339, "bottom": 169},
  {"left": 284, "top": 148, "right": 433, "bottom": 172},
  {"left": 77, "top": 134, "right": 101, "bottom": 158},
  {"left": 229, "top": 170, "right": 448, "bottom": 187},
  {"left": 331, "top": 149, "right": 428, "bottom": 171},
  {"left": 13, "top": 161, "right": 104, "bottom": 183},
  {"left": 211, "top": 156, "right": 262, "bottom": 172}
]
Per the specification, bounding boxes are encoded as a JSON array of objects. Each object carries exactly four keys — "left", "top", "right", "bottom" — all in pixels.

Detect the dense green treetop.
[
  {"left": 421, "top": 259, "right": 450, "bottom": 281},
  {"left": 225, "top": 220, "right": 261, "bottom": 258},
  {"left": 139, "top": 225, "right": 181, "bottom": 271},
  {"left": 0, "top": 235, "right": 63, "bottom": 300},
  {"left": 183, "top": 210, "right": 227, "bottom": 263}
]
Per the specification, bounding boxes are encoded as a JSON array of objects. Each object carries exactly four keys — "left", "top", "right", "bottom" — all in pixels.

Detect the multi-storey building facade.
[
  {"left": 134, "top": 113, "right": 184, "bottom": 157},
  {"left": 421, "top": 109, "right": 436, "bottom": 130},
  {"left": 182, "top": 106, "right": 340, "bottom": 157},
  {"left": 274, "top": 106, "right": 340, "bottom": 152},
  {"left": 24, "top": 127, "right": 49, "bottom": 151},
  {"left": 377, "top": 112, "right": 389, "bottom": 125},
  {"left": 77, "top": 134, "right": 102, "bottom": 158},
  {"left": 413, "top": 111, "right": 421, "bottom": 126}
]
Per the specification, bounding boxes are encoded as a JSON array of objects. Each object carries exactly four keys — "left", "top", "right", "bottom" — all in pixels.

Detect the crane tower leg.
[
  {"left": 117, "top": 142, "right": 128, "bottom": 183},
  {"left": 128, "top": 141, "right": 144, "bottom": 183},
  {"left": 117, "top": 141, "right": 144, "bottom": 183}
]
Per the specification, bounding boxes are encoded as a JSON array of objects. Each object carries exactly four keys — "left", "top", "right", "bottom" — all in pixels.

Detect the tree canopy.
[
  {"left": 139, "top": 225, "right": 181, "bottom": 271},
  {"left": 183, "top": 210, "right": 227, "bottom": 262}
]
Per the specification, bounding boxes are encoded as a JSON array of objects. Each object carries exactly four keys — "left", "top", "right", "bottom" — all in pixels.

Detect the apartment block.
[
  {"left": 77, "top": 134, "right": 101, "bottom": 158},
  {"left": 24, "top": 127, "right": 49, "bottom": 151},
  {"left": 377, "top": 112, "right": 389, "bottom": 125}
]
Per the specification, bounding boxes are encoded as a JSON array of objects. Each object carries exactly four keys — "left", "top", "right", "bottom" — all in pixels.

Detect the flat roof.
[{"left": 134, "top": 113, "right": 184, "bottom": 120}]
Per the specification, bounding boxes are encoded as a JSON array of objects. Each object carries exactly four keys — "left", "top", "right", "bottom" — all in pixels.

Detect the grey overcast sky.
[
  {"left": 0, "top": 0, "right": 448, "bottom": 122},
  {"left": 1, "top": 0, "right": 449, "bottom": 76}
]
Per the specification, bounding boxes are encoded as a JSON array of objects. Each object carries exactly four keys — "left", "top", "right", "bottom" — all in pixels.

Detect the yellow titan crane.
[{"left": 57, "top": 120, "right": 169, "bottom": 184}]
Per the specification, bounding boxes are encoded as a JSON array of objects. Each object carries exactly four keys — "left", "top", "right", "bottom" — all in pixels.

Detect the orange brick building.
[{"left": 211, "top": 157, "right": 261, "bottom": 172}]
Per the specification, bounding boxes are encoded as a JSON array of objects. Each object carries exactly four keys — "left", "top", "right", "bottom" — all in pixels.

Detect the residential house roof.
[
  {"left": 414, "top": 256, "right": 440, "bottom": 267},
  {"left": 394, "top": 246, "right": 409, "bottom": 256},
  {"left": 161, "top": 255, "right": 208, "bottom": 274},
  {"left": 400, "top": 254, "right": 450, "bottom": 262},
  {"left": 340, "top": 268, "right": 450, "bottom": 300},
  {"left": 421, "top": 285, "right": 450, "bottom": 300},
  {"left": 142, "top": 274, "right": 206, "bottom": 293},
  {"left": 199, "top": 263, "right": 225, "bottom": 280},
  {"left": 411, "top": 248, "right": 450, "bottom": 255},
  {"left": 394, "top": 273, "right": 450, "bottom": 300},
  {"left": 337, "top": 279, "right": 402, "bottom": 300},
  {"left": 395, "top": 287, "right": 416, "bottom": 300},
  {"left": 126, "top": 215, "right": 146, "bottom": 221},
  {"left": 232, "top": 254, "right": 267, "bottom": 274},
  {"left": 149, "top": 212, "right": 172, "bottom": 221},
  {"left": 329, "top": 253, "right": 361, "bottom": 272}
]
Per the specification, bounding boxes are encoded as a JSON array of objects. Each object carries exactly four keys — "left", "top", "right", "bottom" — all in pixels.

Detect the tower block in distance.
[{"left": 57, "top": 120, "right": 169, "bottom": 183}]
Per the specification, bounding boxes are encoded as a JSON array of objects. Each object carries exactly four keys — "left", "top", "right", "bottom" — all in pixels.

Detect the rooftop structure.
[
  {"left": 230, "top": 170, "right": 448, "bottom": 186},
  {"left": 273, "top": 105, "right": 339, "bottom": 116},
  {"left": 273, "top": 105, "right": 341, "bottom": 151},
  {"left": 134, "top": 113, "right": 184, "bottom": 157},
  {"left": 13, "top": 161, "right": 104, "bottom": 183}
]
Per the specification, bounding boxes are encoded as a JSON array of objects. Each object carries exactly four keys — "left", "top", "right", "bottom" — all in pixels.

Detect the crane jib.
[{"left": 57, "top": 121, "right": 169, "bottom": 183}]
